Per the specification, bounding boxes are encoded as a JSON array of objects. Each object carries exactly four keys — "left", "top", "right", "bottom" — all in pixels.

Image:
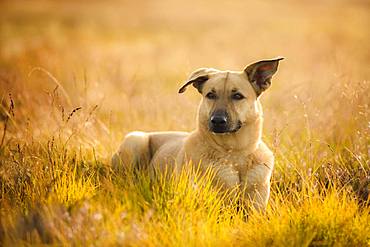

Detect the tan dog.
[{"left": 112, "top": 58, "right": 283, "bottom": 210}]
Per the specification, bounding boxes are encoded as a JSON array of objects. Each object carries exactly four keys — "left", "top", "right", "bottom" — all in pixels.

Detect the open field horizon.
[{"left": 0, "top": 0, "right": 369, "bottom": 245}]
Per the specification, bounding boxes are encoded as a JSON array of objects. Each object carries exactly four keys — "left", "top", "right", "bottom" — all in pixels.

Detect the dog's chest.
[{"left": 200, "top": 149, "right": 255, "bottom": 169}]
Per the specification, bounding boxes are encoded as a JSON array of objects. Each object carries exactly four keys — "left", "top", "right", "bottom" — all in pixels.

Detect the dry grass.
[{"left": 0, "top": 0, "right": 369, "bottom": 246}]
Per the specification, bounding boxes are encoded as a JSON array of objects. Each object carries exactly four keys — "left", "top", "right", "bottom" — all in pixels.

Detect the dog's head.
[{"left": 179, "top": 58, "right": 283, "bottom": 134}]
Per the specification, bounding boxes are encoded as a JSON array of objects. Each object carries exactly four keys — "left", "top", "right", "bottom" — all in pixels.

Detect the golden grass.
[{"left": 0, "top": 0, "right": 369, "bottom": 245}]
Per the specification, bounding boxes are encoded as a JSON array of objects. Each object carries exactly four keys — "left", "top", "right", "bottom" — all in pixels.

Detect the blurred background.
[{"left": 0, "top": 0, "right": 369, "bottom": 156}]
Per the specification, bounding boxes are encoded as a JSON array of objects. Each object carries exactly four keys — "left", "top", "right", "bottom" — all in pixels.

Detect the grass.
[{"left": 0, "top": 0, "right": 369, "bottom": 246}]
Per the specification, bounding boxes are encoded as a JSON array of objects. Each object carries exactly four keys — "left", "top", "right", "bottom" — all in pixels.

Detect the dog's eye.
[
  {"left": 206, "top": 92, "right": 217, "bottom": 100},
  {"left": 231, "top": 93, "right": 245, "bottom": 100}
]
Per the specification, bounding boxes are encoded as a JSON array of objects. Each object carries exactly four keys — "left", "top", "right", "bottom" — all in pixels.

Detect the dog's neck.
[{"left": 196, "top": 116, "right": 263, "bottom": 155}]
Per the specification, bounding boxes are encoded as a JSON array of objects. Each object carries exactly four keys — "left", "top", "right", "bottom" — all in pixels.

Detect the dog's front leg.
[
  {"left": 243, "top": 182, "right": 270, "bottom": 211},
  {"left": 240, "top": 164, "right": 272, "bottom": 211},
  {"left": 213, "top": 165, "right": 241, "bottom": 197}
]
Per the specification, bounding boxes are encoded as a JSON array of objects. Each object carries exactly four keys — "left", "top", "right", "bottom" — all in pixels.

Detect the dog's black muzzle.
[
  {"left": 209, "top": 110, "right": 229, "bottom": 134},
  {"left": 208, "top": 110, "right": 243, "bottom": 134}
]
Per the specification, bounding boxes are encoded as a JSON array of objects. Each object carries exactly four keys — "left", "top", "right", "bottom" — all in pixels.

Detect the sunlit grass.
[{"left": 1, "top": 138, "right": 368, "bottom": 245}]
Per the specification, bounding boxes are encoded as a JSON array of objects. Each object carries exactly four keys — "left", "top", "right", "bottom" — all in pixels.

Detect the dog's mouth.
[{"left": 209, "top": 121, "right": 242, "bottom": 135}]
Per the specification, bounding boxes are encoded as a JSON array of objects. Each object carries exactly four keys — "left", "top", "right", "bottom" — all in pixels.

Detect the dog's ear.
[
  {"left": 244, "top": 57, "right": 284, "bottom": 96},
  {"left": 178, "top": 75, "right": 209, "bottom": 94},
  {"left": 178, "top": 68, "right": 217, "bottom": 94}
]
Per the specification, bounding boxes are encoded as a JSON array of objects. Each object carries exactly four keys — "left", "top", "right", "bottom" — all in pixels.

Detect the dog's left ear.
[
  {"left": 178, "top": 68, "right": 218, "bottom": 94},
  {"left": 244, "top": 57, "right": 284, "bottom": 96}
]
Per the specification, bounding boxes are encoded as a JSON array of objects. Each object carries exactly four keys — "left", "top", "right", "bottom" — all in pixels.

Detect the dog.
[{"left": 112, "top": 57, "right": 283, "bottom": 210}]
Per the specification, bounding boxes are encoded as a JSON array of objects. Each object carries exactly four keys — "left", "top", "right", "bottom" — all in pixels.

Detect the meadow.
[{"left": 0, "top": 0, "right": 369, "bottom": 246}]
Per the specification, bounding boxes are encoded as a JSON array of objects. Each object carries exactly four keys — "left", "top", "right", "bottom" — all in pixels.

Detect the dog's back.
[{"left": 112, "top": 131, "right": 188, "bottom": 170}]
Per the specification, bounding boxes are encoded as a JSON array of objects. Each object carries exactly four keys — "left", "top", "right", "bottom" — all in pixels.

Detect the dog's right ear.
[
  {"left": 178, "top": 68, "right": 217, "bottom": 94},
  {"left": 178, "top": 75, "right": 208, "bottom": 94}
]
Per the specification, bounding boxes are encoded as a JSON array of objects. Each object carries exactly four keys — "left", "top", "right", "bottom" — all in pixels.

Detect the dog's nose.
[
  {"left": 210, "top": 115, "right": 227, "bottom": 126},
  {"left": 209, "top": 110, "right": 229, "bottom": 133}
]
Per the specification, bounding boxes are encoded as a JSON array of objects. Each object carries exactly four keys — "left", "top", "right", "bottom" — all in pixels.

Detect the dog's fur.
[{"left": 112, "top": 58, "right": 283, "bottom": 210}]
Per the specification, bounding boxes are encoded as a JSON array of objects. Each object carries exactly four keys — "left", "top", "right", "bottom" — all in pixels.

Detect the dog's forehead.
[{"left": 205, "top": 71, "right": 251, "bottom": 92}]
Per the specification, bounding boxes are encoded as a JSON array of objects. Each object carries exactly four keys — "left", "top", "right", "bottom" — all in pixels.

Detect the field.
[{"left": 0, "top": 0, "right": 369, "bottom": 246}]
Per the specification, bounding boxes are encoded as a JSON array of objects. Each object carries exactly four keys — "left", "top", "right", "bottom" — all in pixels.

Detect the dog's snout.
[
  {"left": 210, "top": 115, "right": 227, "bottom": 126},
  {"left": 209, "top": 110, "right": 229, "bottom": 133}
]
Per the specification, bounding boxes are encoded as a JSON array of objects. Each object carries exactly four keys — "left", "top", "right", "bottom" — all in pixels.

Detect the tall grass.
[{"left": 0, "top": 0, "right": 369, "bottom": 245}]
